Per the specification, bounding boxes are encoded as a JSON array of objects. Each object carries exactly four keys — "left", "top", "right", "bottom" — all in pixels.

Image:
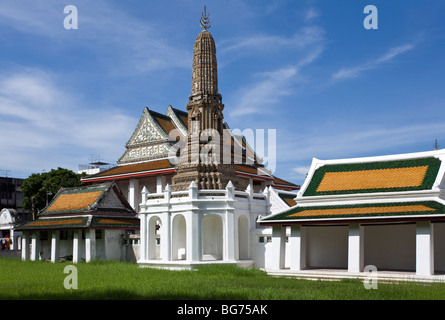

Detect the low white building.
[
  {"left": 16, "top": 182, "right": 139, "bottom": 263},
  {"left": 260, "top": 148, "right": 445, "bottom": 281}
]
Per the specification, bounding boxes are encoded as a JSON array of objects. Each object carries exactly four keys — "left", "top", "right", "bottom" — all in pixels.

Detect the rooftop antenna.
[
  {"left": 0, "top": 169, "right": 11, "bottom": 178},
  {"left": 434, "top": 139, "right": 440, "bottom": 150},
  {"left": 200, "top": 5, "right": 211, "bottom": 30}
]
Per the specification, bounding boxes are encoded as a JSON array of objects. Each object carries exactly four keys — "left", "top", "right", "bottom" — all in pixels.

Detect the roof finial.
[
  {"left": 434, "top": 138, "right": 440, "bottom": 150},
  {"left": 200, "top": 5, "right": 211, "bottom": 30}
]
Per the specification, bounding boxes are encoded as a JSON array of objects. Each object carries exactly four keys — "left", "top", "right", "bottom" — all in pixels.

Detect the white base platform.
[
  {"left": 138, "top": 259, "right": 255, "bottom": 270},
  {"left": 266, "top": 268, "right": 445, "bottom": 283}
]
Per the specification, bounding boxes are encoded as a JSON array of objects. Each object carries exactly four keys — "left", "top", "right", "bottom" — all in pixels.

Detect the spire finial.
[
  {"left": 200, "top": 6, "right": 211, "bottom": 30},
  {"left": 434, "top": 139, "right": 440, "bottom": 150}
]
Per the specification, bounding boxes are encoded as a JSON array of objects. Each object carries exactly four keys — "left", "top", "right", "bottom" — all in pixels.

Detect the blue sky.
[{"left": 1, "top": 0, "right": 444, "bottom": 187}]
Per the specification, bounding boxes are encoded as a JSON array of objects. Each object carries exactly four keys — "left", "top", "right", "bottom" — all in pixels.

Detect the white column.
[
  {"left": 224, "top": 212, "right": 235, "bottom": 261},
  {"left": 73, "top": 230, "right": 81, "bottom": 263},
  {"left": 51, "top": 230, "right": 60, "bottom": 263},
  {"left": 10, "top": 229, "right": 15, "bottom": 250},
  {"left": 348, "top": 223, "right": 364, "bottom": 272},
  {"left": 416, "top": 221, "right": 434, "bottom": 276},
  {"left": 156, "top": 175, "right": 166, "bottom": 193},
  {"left": 85, "top": 229, "right": 96, "bottom": 262},
  {"left": 139, "top": 214, "right": 147, "bottom": 261},
  {"left": 128, "top": 179, "right": 139, "bottom": 211},
  {"left": 269, "top": 225, "right": 286, "bottom": 270},
  {"left": 289, "top": 225, "right": 306, "bottom": 271},
  {"left": 21, "top": 232, "right": 29, "bottom": 261},
  {"left": 30, "top": 232, "right": 40, "bottom": 261},
  {"left": 160, "top": 212, "right": 171, "bottom": 261},
  {"left": 187, "top": 211, "right": 202, "bottom": 262}
]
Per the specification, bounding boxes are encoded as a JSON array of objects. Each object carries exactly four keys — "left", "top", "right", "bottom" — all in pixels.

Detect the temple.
[{"left": 78, "top": 8, "right": 298, "bottom": 268}]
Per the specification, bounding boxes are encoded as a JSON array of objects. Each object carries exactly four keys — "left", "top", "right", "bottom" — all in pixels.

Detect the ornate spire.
[
  {"left": 171, "top": 7, "right": 239, "bottom": 191},
  {"left": 190, "top": 11, "right": 220, "bottom": 102},
  {"left": 200, "top": 6, "right": 211, "bottom": 30}
]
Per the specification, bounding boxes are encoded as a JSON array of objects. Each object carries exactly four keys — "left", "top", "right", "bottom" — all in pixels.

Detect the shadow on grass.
[{"left": 1, "top": 290, "right": 249, "bottom": 300}]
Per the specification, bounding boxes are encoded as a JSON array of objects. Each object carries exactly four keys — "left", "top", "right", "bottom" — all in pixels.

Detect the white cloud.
[
  {"left": 220, "top": 26, "right": 325, "bottom": 58},
  {"left": 332, "top": 43, "right": 415, "bottom": 80},
  {"left": 225, "top": 25, "right": 326, "bottom": 118},
  {"left": 0, "top": 68, "right": 136, "bottom": 177},
  {"left": 230, "top": 67, "right": 298, "bottom": 117},
  {"left": 0, "top": 1, "right": 190, "bottom": 75},
  {"left": 277, "top": 120, "right": 445, "bottom": 164},
  {"left": 291, "top": 166, "right": 310, "bottom": 179}
]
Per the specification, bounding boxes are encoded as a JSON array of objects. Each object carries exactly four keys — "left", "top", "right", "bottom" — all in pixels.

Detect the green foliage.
[{"left": 21, "top": 167, "right": 86, "bottom": 213}]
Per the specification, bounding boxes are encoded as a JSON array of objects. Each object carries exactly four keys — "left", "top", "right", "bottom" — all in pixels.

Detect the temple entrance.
[{"left": 202, "top": 214, "right": 223, "bottom": 260}]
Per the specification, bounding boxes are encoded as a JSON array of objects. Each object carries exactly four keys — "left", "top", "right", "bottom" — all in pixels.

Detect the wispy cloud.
[
  {"left": 225, "top": 25, "right": 326, "bottom": 117},
  {"left": 0, "top": 1, "right": 190, "bottom": 75},
  {"left": 220, "top": 26, "right": 325, "bottom": 58},
  {"left": 0, "top": 68, "right": 136, "bottom": 176},
  {"left": 332, "top": 43, "right": 415, "bottom": 80}
]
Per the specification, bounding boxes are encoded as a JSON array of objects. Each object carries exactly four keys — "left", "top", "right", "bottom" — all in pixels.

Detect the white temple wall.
[
  {"left": 306, "top": 225, "right": 348, "bottom": 269},
  {"left": 363, "top": 223, "right": 416, "bottom": 272}
]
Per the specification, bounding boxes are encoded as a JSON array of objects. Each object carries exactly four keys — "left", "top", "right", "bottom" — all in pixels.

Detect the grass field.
[{"left": 1, "top": 257, "right": 445, "bottom": 300}]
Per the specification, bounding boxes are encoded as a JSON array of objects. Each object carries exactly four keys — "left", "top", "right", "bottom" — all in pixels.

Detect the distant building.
[{"left": 0, "top": 177, "right": 30, "bottom": 220}]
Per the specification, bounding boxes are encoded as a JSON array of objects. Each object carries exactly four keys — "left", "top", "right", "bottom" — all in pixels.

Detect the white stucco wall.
[
  {"left": 364, "top": 223, "right": 416, "bottom": 272},
  {"left": 305, "top": 225, "right": 348, "bottom": 269}
]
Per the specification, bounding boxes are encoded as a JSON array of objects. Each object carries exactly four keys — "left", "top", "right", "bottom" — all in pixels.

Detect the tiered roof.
[
  {"left": 82, "top": 105, "right": 299, "bottom": 191},
  {"left": 261, "top": 149, "right": 445, "bottom": 225}
]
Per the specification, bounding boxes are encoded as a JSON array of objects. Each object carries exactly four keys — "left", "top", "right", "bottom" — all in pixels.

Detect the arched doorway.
[
  {"left": 172, "top": 214, "right": 187, "bottom": 260},
  {"left": 238, "top": 215, "right": 249, "bottom": 260},
  {"left": 148, "top": 216, "right": 161, "bottom": 260},
  {"left": 202, "top": 214, "right": 223, "bottom": 260}
]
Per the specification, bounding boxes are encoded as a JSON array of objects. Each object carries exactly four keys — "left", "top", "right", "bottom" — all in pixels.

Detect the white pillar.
[
  {"left": 139, "top": 214, "right": 147, "bottom": 261},
  {"left": 128, "top": 179, "right": 139, "bottom": 211},
  {"left": 73, "top": 230, "right": 81, "bottom": 263},
  {"left": 21, "top": 232, "right": 29, "bottom": 261},
  {"left": 224, "top": 212, "right": 235, "bottom": 261},
  {"left": 30, "top": 232, "right": 40, "bottom": 261},
  {"left": 269, "top": 225, "right": 286, "bottom": 270},
  {"left": 289, "top": 225, "right": 306, "bottom": 271},
  {"left": 51, "top": 230, "right": 60, "bottom": 263},
  {"left": 187, "top": 211, "right": 202, "bottom": 262},
  {"left": 85, "top": 229, "right": 96, "bottom": 262},
  {"left": 10, "top": 229, "right": 15, "bottom": 250},
  {"left": 416, "top": 221, "right": 434, "bottom": 276},
  {"left": 156, "top": 175, "right": 166, "bottom": 193},
  {"left": 160, "top": 212, "right": 171, "bottom": 261},
  {"left": 348, "top": 223, "right": 364, "bottom": 272}
]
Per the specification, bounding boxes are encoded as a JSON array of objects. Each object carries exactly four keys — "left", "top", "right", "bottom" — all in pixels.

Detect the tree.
[{"left": 22, "top": 167, "right": 86, "bottom": 217}]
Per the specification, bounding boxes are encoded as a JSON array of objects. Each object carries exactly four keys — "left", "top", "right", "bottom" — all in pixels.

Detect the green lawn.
[{"left": 1, "top": 257, "right": 445, "bottom": 300}]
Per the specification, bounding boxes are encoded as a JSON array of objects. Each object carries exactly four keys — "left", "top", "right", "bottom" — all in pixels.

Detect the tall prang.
[{"left": 171, "top": 7, "right": 239, "bottom": 191}]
